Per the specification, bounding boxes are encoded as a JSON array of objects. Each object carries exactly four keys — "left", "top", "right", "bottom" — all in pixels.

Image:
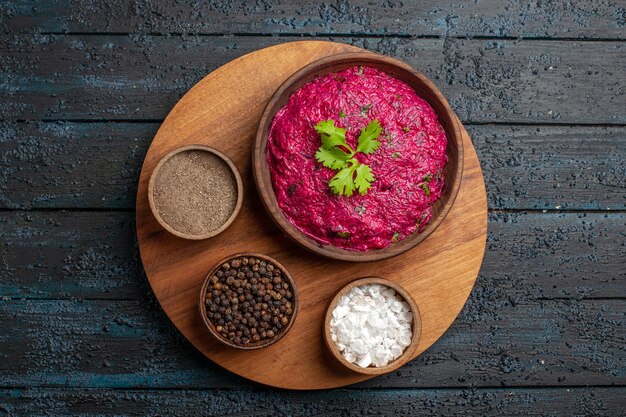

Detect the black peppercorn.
[{"left": 203, "top": 255, "right": 295, "bottom": 347}]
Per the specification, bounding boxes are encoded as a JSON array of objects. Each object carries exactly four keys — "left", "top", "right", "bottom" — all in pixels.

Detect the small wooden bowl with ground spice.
[
  {"left": 148, "top": 145, "right": 243, "bottom": 240},
  {"left": 199, "top": 252, "right": 299, "bottom": 350},
  {"left": 323, "top": 277, "right": 421, "bottom": 375}
]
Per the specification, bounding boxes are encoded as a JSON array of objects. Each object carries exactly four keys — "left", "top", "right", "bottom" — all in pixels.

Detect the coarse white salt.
[{"left": 329, "top": 284, "right": 413, "bottom": 368}]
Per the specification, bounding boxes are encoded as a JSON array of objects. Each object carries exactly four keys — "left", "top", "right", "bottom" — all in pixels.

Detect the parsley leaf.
[
  {"left": 315, "top": 119, "right": 346, "bottom": 139},
  {"left": 328, "top": 160, "right": 375, "bottom": 197},
  {"left": 315, "top": 146, "right": 350, "bottom": 170},
  {"left": 315, "top": 120, "right": 351, "bottom": 151},
  {"left": 313, "top": 118, "right": 382, "bottom": 197},
  {"left": 320, "top": 134, "right": 348, "bottom": 151},
  {"left": 356, "top": 120, "right": 382, "bottom": 154},
  {"left": 354, "top": 163, "right": 375, "bottom": 195},
  {"left": 329, "top": 163, "right": 357, "bottom": 197}
]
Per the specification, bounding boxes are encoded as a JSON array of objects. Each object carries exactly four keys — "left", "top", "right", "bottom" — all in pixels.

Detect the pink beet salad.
[{"left": 266, "top": 66, "right": 448, "bottom": 251}]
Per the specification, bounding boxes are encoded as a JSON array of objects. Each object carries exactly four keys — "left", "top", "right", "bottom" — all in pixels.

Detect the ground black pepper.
[
  {"left": 152, "top": 150, "right": 238, "bottom": 236},
  {"left": 203, "top": 255, "right": 295, "bottom": 346}
]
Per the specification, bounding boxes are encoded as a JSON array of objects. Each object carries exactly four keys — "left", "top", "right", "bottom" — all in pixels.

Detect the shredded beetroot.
[{"left": 267, "top": 66, "right": 447, "bottom": 251}]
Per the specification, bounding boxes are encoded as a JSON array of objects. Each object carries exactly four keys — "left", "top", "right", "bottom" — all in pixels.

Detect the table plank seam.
[
  {"left": 5, "top": 119, "right": 626, "bottom": 127},
  {"left": 2, "top": 208, "right": 625, "bottom": 214},
  {"left": 7, "top": 32, "right": 626, "bottom": 43},
  {"left": 1, "top": 385, "right": 625, "bottom": 391}
]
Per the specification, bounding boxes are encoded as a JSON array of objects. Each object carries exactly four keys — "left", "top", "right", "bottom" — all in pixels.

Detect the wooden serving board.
[{"left": 136, "top": 41, "right": 488, "bottom": 389}]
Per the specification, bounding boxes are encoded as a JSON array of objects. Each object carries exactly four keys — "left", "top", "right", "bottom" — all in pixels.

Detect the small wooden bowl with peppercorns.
[{"left": 199, "top": 252, "right": 298, "bottom": 350}]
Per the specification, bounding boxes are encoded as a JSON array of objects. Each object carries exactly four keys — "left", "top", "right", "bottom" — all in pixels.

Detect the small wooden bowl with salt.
[
  {"left": 148, "top": 145, "right": 243, "bottom": 240},
  {"left": 323, "top": 277, "right": 421, "bottom": 375}
]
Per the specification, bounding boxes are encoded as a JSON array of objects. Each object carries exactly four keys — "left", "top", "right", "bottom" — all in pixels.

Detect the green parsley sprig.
[{"left": 314, "top": 119, "right": 382, "bottom": 197}]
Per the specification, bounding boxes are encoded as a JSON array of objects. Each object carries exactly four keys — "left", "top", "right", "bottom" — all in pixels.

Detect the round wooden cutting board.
[{"left": 136, "top": 41, "right": 488, "bottom": 389}]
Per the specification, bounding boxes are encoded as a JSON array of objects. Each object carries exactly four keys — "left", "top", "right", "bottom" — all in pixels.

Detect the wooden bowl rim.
[
  {"left": 148, "top": 144, "right": 244, "bottom": 240},
  {"left": 323, "top": 276, "right": 422, "bottom": 375},
  {"left": 198, "top": 252, "right": 299, "bottom": 350},
  {"left": 253, "top": 51, "right": 464, "bottom": 262}
]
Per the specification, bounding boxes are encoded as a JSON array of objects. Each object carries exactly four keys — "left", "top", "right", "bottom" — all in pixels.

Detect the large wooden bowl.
[{"left": 253, "top": 52, "right": 464, "bottom": 262}]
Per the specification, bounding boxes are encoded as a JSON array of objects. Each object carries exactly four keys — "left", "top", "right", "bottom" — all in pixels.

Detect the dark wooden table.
[{"left": 1, "top": 1, "right": 625, "bottom": 415}]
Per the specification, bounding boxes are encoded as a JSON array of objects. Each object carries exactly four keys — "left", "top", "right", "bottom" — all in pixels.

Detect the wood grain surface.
[
  {"left": 2, "top": 297, "right": 623, "bottom": 389},
  {"left": 2, "top": 211, "right": 624, "bottom": 301},
  {"left": 2, "top": 1, "right": 625, "bottom": 413},
  {"left": 1, "top": 387, "right": 625, "bottom": 416},
  {"left": 135, "top": 41, "right": 487, "bottom": 389},
  {"left": 2, "top": 36, "right": 624, "bottom": 125},
  {"left": 2, "top": 123, "right": 623, "bottom": 211},
  {"left": 4, "top": 0, "right": 625, "bottom": 39}
]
